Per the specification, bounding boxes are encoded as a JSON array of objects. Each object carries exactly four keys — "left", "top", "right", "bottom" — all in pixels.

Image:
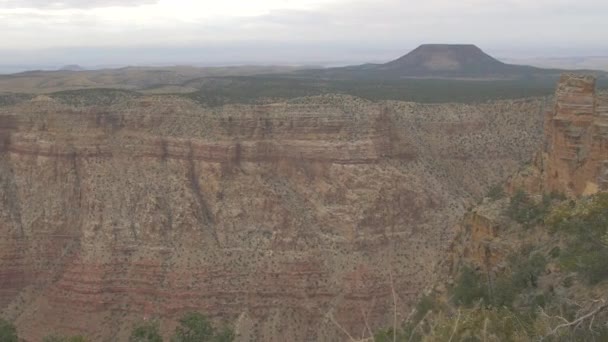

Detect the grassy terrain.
[
  {"left": 0, "top": 75, "right": 605, "bottom": 107},
  {"left": 50, "top": 88, "right": 141, "bottom": 106},
  {"left": 0, "top": 94, "right": 34, "bottom": 107},
  {"left": 180, "top": 76, "right": 608, "bottom": 106}
]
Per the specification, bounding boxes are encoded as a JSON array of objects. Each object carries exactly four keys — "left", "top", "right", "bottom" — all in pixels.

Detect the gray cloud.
[
  {"left": 0, "top": 0, "right": 157, "bottom": 9},
  {"left": 0, "top": 0, "right": 607, "bottom": 69}
]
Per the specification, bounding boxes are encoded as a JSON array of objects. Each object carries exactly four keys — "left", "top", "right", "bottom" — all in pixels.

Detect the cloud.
[
  {"left": 0, "top": 0, "right": 157, "bottom": 9},
  {"left": 0, "top": 0, "right": 607, "bottom": 66}
]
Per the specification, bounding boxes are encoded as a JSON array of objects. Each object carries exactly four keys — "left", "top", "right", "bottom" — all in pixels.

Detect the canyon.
[
  {"left": 452, "top": 73, "right": 608, "bottom": 285},
  {"left": 0, "top": 89, "right": 549, "bottom": 341}
]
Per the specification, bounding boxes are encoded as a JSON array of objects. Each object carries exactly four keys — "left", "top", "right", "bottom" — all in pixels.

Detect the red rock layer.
[{"left": 0, "top": 95, "right": 544, "bottom": 341}]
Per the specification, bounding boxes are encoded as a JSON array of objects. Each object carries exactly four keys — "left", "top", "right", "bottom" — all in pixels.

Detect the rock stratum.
[
  {"left": 505, "top": 74, "right": 608, "bottom": 197},
  {"left": 0, "top": 92, "right": 546, "bottom": 341}
]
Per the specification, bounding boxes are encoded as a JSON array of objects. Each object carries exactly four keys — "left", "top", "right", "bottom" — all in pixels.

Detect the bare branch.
[
  {"left": 448, "top": 309, "right": 461, "bottom": 342},
  {"left": 360, "top": 305, "right": 375, "bottom": 342},
  {"left": 326, "top": 312, "right": 357, "bottom": 342},
  {"left": 483, "top": 317, "right": 488, "bottom": 342},
  {"left": 407, "top": 311, "right": 430, "bottom": 342},
  {"left": 389, "top": 271, "right": 398, "bottom": 342},
  {"left": 542, "top": 299, "right": 608, "bottom": 340}
]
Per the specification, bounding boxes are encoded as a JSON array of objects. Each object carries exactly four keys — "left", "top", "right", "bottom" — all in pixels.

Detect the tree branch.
[{"left": 543, "top": 299, "right": 608, "bottom": 339}]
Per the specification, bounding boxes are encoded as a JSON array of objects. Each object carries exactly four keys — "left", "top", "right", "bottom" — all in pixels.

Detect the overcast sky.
[{"left": 0, "top": 0, "right": 607, "bottom": 69}]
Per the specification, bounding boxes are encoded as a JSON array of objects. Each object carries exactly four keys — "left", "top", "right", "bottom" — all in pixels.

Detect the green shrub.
[
  {"left": 413, "top": 294, "right": 437, "bottom": 322},
  {"left": 43, "top": 335, "right": 88, "bottom": 342},
  {"left": 491, "top": 275, "right": 517, "bottom": 307},
  {"left": 452, "top": 266, "right": 488, "bottom": 307},
  {"left": 487, "top": 185, "right": 505, "bottom": 200},
  {"left": 548, "top": 193, "right": 608, "bottom": 284},
  {"left": 549, "top": 246, "right": 561, "bottom": 258},
  {"left": 507, "top": 190, "right": 548, "bottom": 228},
  {"left": 373, "top": 294, "right": 439, "bottom": 342},
  {"left": 0, "top": 319, "right": 18, "bottom": 342},
  {"left": 509, "top": 252, "right": 547, "bottom": 290},
  {"left": 426, "top": 307, "right": 533, "bottom": 341},
  {"left": 171, "top": 313, "right": 235, "bottom": 342},
  {"left": 130, "top": 321, "right": 163, "bottom": 342}
]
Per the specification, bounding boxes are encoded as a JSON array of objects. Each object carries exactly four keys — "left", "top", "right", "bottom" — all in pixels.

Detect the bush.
[
  {"left": 548, "top": 193, "right": 608, "bottom": 284},
  {"left": 509, "top": 252, "right": 547, "bottom": 290},
  {"left": 491, "top": 275, "right": 517, "bottom": 307},
  {"left": 507, "top": 190, "right": 548, "bottom": 228},
  {"left": 171, "top": 313, "right": 235, "bottom": 342},
  {"left": 374, "top": 294, "right": 438, "bottom": 342},
  {"left": 130, "top": 321, "right": 163, "bottom": 342},
  {"left": 0, "top": 319, "right": 18, "bottom": 342},
  {"left": 452, "top": 266, "right": 489, "bottom": 307},
  {"left": 487, "top": 185, "right": 505, "bottom": 200},
  {"left": 43, "top": 335, "right": 88, "bottom": 342},
  {"left": 427, "top": 307, "right": 533, "bottom": 341}
]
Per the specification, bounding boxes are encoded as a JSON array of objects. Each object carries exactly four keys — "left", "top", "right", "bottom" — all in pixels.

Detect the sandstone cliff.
[
  {"left": 504, "top": 74, "right": 608, "bottom": 198},
  {"left": 0, "top": 92, "right": 545, "bottom": 341},
  {"left": 544, "top": 74, "right": 608, "bottom": 196},
  {"left": 454, "top": 74, "right": 608, "bottom": 273},
  {"left": 431, "top": 75, "right": 608, "bottom": 341}
]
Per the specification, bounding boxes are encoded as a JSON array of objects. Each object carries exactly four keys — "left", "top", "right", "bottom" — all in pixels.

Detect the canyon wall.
[
  {"left": 0, "top": 93, "right": 544, "bottom": 341},
  {"left": 453, "top": 74, "right": 608, "bottom": 281}
]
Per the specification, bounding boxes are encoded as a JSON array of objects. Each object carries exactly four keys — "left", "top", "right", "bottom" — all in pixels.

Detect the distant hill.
[
  {"left": 502, "top": 56, "right": 608, "bottom": 72},
  {"left": 0, "top": 65, "right": 302, "bottom": 94},
  {"left": 295, "top": 44, "right": 603, "bottom": 80},
  {"left": 59, "top": 64, "right": 85, "bottom": 71}
]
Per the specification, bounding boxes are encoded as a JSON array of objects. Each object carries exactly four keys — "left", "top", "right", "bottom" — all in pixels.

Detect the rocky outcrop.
[
  {"left": 451, "top": 74, "right": 608, "bottom": 285},
  {"left": 0, "top": 94, "right": 544, "bottom": 341},
  {"left": 544, "top": 74, "right": 608, "bottom": 196},
  {"left": 447, "top": 199, "right": 511, "bottom": 275}
]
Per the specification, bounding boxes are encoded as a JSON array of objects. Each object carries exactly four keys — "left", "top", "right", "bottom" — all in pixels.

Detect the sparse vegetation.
[
  {"left": 130, "top": 321, "right": 163, "bottom": 342},
  {"left": 180, "top": 77, "right": 567, "bottom": 107},
  {"left": 0, "top": 93, "right": 33, "bottom": 107},
  {"left": 43, "top": 335, "right": 89, "bottom": 342},
  {"left": 374, "top": 294, "right": 440, "bottom": 342},
  {"left": 507, "top": 189, "right": 544, "bottom": 228},
  {"left": 0, "top": 319, "right": 18, "bottom": 342},
  {"left": 486, "top": 184, "right": 505, "bottom": 200},
  {"left": 171, "top": 312, "right": 235, "bottom": 342},
  {"left": 547, "top": 192, "right": 608, "bottom": 284},
  {"left": 452, "top": 265, "right": 489, "bottom": 307},
  {"left": 51, "top": 88, "right": 140, "bottom": 106},
  {"left": 374, "top": 188, "right": 608, "bottom": 341},
  {"left": 506, "top": 189, "right": 554, "bottom": 228}
]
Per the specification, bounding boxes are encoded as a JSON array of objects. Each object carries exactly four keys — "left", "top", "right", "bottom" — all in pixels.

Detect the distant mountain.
[
  {"left": 502, "top": 56, "right": 608, "bottom": 72},
  {"left": 59, "top": 64, "right": 86, "bottom": 71},
  {"left": 295, "top": 44, "right": 602, "bottom": 80}
]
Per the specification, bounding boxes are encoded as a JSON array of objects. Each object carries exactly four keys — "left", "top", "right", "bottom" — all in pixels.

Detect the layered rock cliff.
[
  {"left": 0, "top": 93, "right": 545, "bottom": 341},
  {"left": 453, "top": 74, "right": 608, "bottom": 273},
  {"left": 504, "top": 74, "right": 608, "bottom": 198},
  {"left": 430, "top": 75, "right": 608, "bottom": 341},
  {"left": 544, "top": 74, "right": 608, "bottom": 196}
]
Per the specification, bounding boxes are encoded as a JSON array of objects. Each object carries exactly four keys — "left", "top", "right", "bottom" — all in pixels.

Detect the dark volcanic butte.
[
  {"left": 296, "top": 44, "right": 581, "bottom": 80},
  {"left": 0, "top": 94, "right": 545, "bottom": 341},
  {"left": 383, "top": 44, "right": 518, "bottom": 75}
]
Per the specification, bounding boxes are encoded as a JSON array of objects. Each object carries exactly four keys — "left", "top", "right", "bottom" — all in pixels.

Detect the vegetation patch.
[
  {"left": 547, "top": 192, "right": 608, "bottom": 284},
  {"left": 51, "top": 88, "right": 141, "bottom": 106}
]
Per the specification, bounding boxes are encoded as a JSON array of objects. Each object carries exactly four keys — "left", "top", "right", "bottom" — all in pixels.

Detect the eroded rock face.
[
  {"left": 544, "top": 74, "right": 608, "bottom": 196},
  {"left": 0, "top": 94, "right": 544, "bottom": 341}
]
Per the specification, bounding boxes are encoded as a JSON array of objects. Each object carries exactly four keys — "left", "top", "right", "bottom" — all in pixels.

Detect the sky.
[{"left": 0, "top": 0, "right": 607, "bottom": 70}]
